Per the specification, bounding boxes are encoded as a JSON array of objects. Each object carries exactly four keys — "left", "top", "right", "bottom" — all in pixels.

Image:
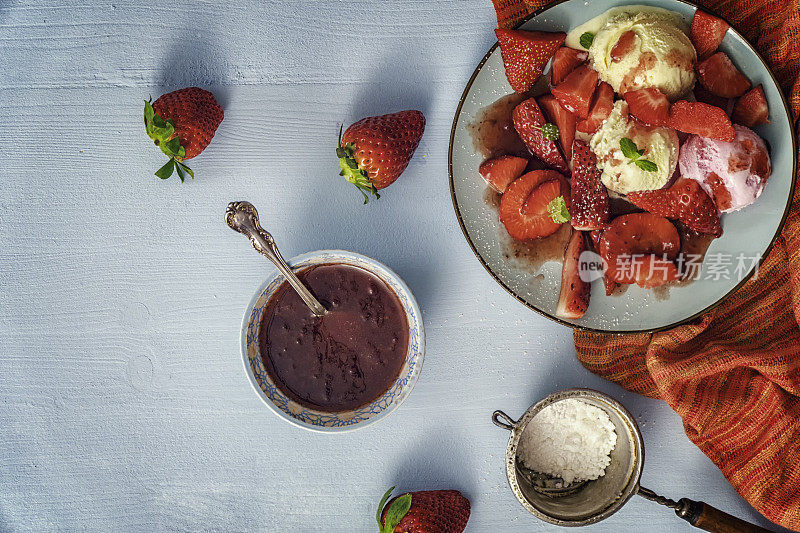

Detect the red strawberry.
[
  {"left": 623, "top": 87, "right": 669, "bottom": 127},
  {"left": 697, "top": 52, "right": 751, "bottom": 98},
  {"left": 551, "top": 65, "right": 598, "bottom": 118},
  {"left": 479, "top": 155, "right": 528, "bottom": 193},
  {"left": 570, "top": 140, "right": 609, "bottom": 230},
  {"left": 337, "top": 110, "right": 425, "bottom": 202},
  {"left": 551, "top": 46, "right": 588, "bottom": 86},
  {"left": 598, "top": 213, "right": 681, "bottom": 288},
  {"left": 589, "top": 228, "right": 620, "bottom": 296},
  {"left": 512, "top": 98, "right": 569, "bottom": 173},
  {"left": 378, "top": 488, "right": 470, "bottom": 533},
  {"left": 668, "top": 101, "right": 735, "bottom": 142},
  {"left": 495, "top": 29, "right": 566, "bottom": 93},
  {"left": 732, "top": 85, "right": 770, "bottom": 127},
  {"left": 627, "top": 177, "right": 722, "bottom": 236},
  {"left": 538, "top": 94, "right": 577, "bottom": 161},
  {"left": 501, "top": 170, "right": 569, "bottom": 241},
  {"left": 145, "top": 87, "right": 224, "bottom": 181},
  {"left": 576, "top": 81, "right": 614, "bottom": 134},
  {"left": 556, "top": 230, "right": 591, "bottom": 319},
  {"left": 690, "top": 10, "right": 729, "bottom": 60},
  {"left": 693, "top": 85, "right": 731, "bottom": 115}
]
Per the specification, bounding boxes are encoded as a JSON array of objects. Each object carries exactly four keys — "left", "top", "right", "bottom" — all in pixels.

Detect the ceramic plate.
[{"left": 449, "top": 0, "right": 796, "bottom": 332}]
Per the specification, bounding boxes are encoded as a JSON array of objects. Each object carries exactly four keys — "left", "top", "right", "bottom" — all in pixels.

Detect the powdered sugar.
[{"left": 517, "top": 399, "right": 617, "bottom": 485}]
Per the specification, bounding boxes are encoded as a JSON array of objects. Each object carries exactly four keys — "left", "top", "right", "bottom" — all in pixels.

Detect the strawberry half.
[
  {"left": 627, "top": 177, "right": 722, "bottom": 236},
  {"left": 538, "top": 94, "right": 577, "bottom": 161},
  {"left": 337, "top": 110, "right": 425, "bottom": 203},
  {"left": 495, "top": 29, "right": 566, "bottom": 93},
  {"left": 589, "top": 228, "right": 620, "bottom": 296},
  {"left": 576, "top": 81, "right": 614, "bottom": 134},
  {"left": 144, "top": 87, "right": 224, "bottom": 181},
  {"left": 697, "top": 52, "right": 751, "bottom": 98},
  {"left": 623, "top": 87, "right": 669, "bottom": 127},
  {"left": 501, "top": 170, "right": 569, "bottom": 241},
  {"left": 378, "top": 487, "right": 470, "bottom": 533},
  {"left": 668, "top": 101, "right": 735, "bottom": 142},
  {"left": 479, "top": 155, "right": 528, "bottom": 193},
  {"left": 556, "top": 230, "right": 591, "bottom": 319},
  {"left": 732, "top": 85, "right": 770, "bottom": 127},
  {"left": 690, "top": 10, "right": 729, "bottom": 60},
  {"left": 551, "top": 65, "right": 598, "bottom": 118},
  {"left": 513, "top": 97, "right": 569, "bottom": 173},
  {"left": 570, "top": 140, "right": 609, "bottom": 230},
  {"left": 551, "top": 46, "right": 588, "bottom": 86},
  {"left": 598, "top": 213, "right": 681, "bottom": 288}
]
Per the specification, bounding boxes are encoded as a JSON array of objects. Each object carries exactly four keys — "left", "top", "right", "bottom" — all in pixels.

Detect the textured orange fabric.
[{"left": 491, "top": 0, "right": 800, "bottom": 529}]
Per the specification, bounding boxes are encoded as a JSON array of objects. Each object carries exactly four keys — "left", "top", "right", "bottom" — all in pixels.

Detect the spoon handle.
[{"left": 226, "top": 201, "right": 327, "bottom": 317}]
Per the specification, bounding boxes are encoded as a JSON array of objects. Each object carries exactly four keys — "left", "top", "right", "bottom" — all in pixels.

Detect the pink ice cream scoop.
[{"left": 678, "top": 124, "right": 771, "bottom": 213}]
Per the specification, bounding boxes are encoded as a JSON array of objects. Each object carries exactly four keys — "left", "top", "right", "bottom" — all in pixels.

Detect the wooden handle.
[{"left": 677, "top": 499, "right": 774, "bottom": 533}]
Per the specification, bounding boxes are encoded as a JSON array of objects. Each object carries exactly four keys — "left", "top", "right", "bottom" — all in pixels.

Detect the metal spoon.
[{"left": 225, "top": 201, "right": 327, "bottom": 317}]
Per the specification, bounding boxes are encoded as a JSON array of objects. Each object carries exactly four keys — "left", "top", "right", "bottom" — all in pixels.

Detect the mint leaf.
[
  {"left": 155, "top": 159, "right": 175, "bottom": 180},
  {"left": 547, "top": 195, "right": 570, "bottom": 224},
  {"left": 580, "top": 32, "right": 594, "bottom": 49},
  {"left": 635, "top": 159, "right": 658, "bottom": 172},
  {"left": 619, "top": 138, "right": 640, "bottom": 160},
  {"left": 382, "top": 493, "right": 412, "bottom": 533},
  {"left": 376, "top": 487, "right": 394, "bottom": 525}
]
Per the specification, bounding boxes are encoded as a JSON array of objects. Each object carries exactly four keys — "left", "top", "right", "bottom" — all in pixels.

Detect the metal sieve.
[{"left": 492, "top": 388, "right": 773, "bottom": 532}]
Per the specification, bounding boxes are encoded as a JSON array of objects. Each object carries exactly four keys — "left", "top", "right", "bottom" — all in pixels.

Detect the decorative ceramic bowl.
[
  {"left": 449, "top": 0, "right": 796, "bottom": 333},
  {"left": 241, "top": 250, "right": 424, "bottom": 432}
]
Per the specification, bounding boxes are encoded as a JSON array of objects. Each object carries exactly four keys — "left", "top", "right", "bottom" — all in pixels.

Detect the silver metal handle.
[{"left": 225, "top": 201, "right": 327, "bottom": 317}]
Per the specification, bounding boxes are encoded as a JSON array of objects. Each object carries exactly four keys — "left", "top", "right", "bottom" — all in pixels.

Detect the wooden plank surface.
[{"left": 0, "top": 1, "right": 789, "bottom": 531}]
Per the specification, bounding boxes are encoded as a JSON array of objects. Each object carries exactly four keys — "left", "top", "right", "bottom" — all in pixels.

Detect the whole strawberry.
[
  {"left": 377, "top": 487, "right": 470, "bottom": 533},
  {"left": 144, "top": 87, "right": 224, "bottom": 182},
  {"left": 337, "top": 110, "right": 425, "bottom": 203}
]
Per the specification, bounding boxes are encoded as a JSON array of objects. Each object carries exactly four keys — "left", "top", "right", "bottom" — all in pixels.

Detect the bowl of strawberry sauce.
[{"left": 241, "top": 250, "right": 424, "bottom": 432}]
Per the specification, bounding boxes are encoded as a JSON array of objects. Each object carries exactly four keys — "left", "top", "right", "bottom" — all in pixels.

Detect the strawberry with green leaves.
[
  {"left": 377, "top": 487, "right": 470, "bottom": 533},
  {"left": 337, "top": 110, "right": 425, "bottom": 203},
  {"left": 144, "top": 87, "right": 224, "bottom": 182}
]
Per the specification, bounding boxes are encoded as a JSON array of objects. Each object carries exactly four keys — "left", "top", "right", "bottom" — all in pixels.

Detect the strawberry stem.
[
  {"left": 336, "top": 127, "right": 380, "bottom": 204},
  {"left": 145, "top": 100, "right": 190, "bottom": 181}
]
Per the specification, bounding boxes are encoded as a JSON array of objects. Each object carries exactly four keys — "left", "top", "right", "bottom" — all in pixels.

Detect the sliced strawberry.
[
  {"left": 538, "top": 94, "right": 577, "bottom": 161},
  {"left": 556, "top": 230, "right": 591, "bottom": 319},
  {"left": 551, "top": 47, "right": 588, "bottom": 86},
  {"left": 732, "top": 85, "right": 770, "bottom": 127},
  {"left": 623, "top": 87, "right": 669, "bottom": 127},
  {"left": 690, "top": 10, "right": 729, "bottom": 60},
  {"left": 551, "top": 65, "right": 598, "bottom": 118},
  {"left": 697, "top": 52, "right": 751, "bottom": 98},
  {"left": 704, "top": 172, "right": 733, "bottom": 211},
  {"left": 500, "top": 170, "right": 569, "bottom": 241},
  {"left": 668, "top": 101, "right": 735, "bottom": 142},
  {"left": 570, "top": 140, "right": 609, "bottom": 230},
  {"left": 479, "top": 155, "right": 528, "bottom": 193},
  {"left": 513, "top": 97, "right": 569, "bottom": 173},
  {"left": 495, "top": 29, "right": 566, "bottom": 93},
  {"left": 576, "top": 82, "right": 614, "bottom": 134},
  {"left": 589, "top": 228, "right": 619, "bottom": 295},
  {"left": 627, "top": 178, "right": 722, "bottom": 236},
  {"left": 693, "top": 85, "right": 731, "bottom": 114},
  {"left": 598, "top": 213, "right": 681, "bottom": 288}
]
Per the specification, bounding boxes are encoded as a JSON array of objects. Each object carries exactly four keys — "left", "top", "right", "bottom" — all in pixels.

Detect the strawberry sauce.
[{"left": 259, "top": 263, "right": 408, "bottom": 412}]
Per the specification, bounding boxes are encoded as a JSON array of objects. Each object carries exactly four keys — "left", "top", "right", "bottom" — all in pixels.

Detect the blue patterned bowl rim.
[{"left": 240, "top": 250, "right": 425, "bottom": 433}]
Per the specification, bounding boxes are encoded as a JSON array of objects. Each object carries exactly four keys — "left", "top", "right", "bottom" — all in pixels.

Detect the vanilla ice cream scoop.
[
  {"left": 590, "top": 100, "right": 679, "bottom": 195},
  {"left": 586, "top": 9, "right": 696, "bottom": 100},
  {"left": 679, "top": 125, "right": 771, "bottom": 213}
]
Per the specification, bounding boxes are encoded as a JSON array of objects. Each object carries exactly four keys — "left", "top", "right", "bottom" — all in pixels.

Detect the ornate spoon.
[{"left": 225, "top": 201, "right": 327, "bottom": 317}]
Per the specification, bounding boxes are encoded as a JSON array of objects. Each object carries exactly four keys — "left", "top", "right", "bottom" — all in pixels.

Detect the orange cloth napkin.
[{"left": 491, "top": 0, "right": 800, "bottom": 529}]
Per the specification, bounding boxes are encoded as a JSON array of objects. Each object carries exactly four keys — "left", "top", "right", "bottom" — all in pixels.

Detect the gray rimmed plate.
[{"left": 449, "top": 0, "right": 796, "bottom": 333}]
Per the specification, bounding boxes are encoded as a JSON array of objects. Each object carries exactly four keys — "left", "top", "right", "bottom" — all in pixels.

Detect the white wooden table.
[{"left": 0, "top": 1, "right": 789, "bottom": 531}]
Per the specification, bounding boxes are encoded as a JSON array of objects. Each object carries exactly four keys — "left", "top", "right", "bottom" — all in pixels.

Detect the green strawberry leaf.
[
  {"left": 635, "top": 159, "right": 658, "bottom": 172},
  {"left": 155, "top": 159, "right": 175, "bottom": 180},
  {"left": 177, "top": 161, "right": 194, "bottom": 179},
  {"left": 580, "top": 32, "right": 594, "bottom": 49},
  {"left": 547, "top": 195, "right": 570, "bottom": 223},
  {"left": 174, "top": 162, "right": 186, "bottom": 183},
  {"left": 381, "top": 493, "right": 412, "bottom": 533},
  {"left": 337, "top": 133, "right": 379, "bottom": 204},
  {"left": 376, "top": 487, "right": 394, "bottom": 526},
  {"left": 619, "top": 138, "right": 640, "bottom": 160}
]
